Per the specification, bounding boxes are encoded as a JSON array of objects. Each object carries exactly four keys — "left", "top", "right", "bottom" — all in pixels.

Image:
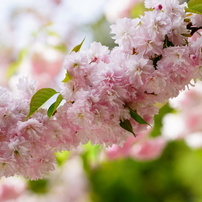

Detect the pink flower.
[
  {"left": 106, "top": 136, "right": 137, "bottom": 159},
  {"left": 129, "top": 137, "right": 166, "bottom": 161},
  {"left": 0, "top": 177, "right": 26, "bottom": 201},
  {"left": 125, "top": 55, "right": 154, "bottom": 87},
  {"left": 140, "top": 10, "right": 172, "bottom": 40},
  {"left": 167, "top": 17, "right": 189, "bottom": 45},
  {"left": 110, "top": 18, "right": 140, "bottom": 50},
  {"left": 86, "top": 42, "right": 110, "bottom": 64},
  {"left": 63, "top": 51, "right": 89, "bottom": 74},
  {"left": 67, "top": 99, "right": 94, "bottom": 128},
  {"left": 106, "top": 129, "right": 166, "bottom": 161},
  {"left": 144, "top": 71, "right": 167, "bottom": 95},
  {"left": 189, "top": 13, "right": 202, "bottom": 27},
  {"left": 16, "top": 77, "right": 36, "bottom": 100},
  {"left": 6, "top": 137, "right": 30, "bottom": 158},
  {"left": 145, "top": 0, "right": 186, "bottom": 16},
  {"left": 25, "top": 149, "right": 56, "bottom": 180},
  {"left": 17, "top": 118, "right": 44, "bottom": 140},
  {"left": 132, "top": 29, "right": 164, "bottom": 56},
  {"left": 30, "top": 49, "right": 63, "bottom": 89},
  {"left": 189, "top": 37, "right": 202, "bottom": 69}
]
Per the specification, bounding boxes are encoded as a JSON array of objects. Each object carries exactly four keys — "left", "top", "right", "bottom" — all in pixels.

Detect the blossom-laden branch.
[{"left": 1, "top": 0, "right": 202, "bottom": 179}]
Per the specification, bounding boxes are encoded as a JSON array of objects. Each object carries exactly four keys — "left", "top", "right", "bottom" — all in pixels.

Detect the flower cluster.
[
  {"left": 0, "top": 77, "right": 82, "bottom": 180},
  {"left": 60, "top": 0, "right": 202, "bottom": 146},
  {"left": 1, "top": 0, "right": 202, "bottom": 179},
  {"left": 0, "top": 78, "right": 53, "bottom": 179}
]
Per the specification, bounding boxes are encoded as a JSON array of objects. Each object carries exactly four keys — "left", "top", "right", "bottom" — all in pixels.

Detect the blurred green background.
[{"left": 82, "top": 141, "right": 202, "bottom": 202}]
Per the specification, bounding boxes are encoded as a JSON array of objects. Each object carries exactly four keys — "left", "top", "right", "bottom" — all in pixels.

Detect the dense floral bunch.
[{"left": 1, "top": 0, "right": 202, "bottom": 179}]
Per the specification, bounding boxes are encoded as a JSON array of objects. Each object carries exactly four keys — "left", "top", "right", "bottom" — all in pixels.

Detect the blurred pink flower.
[
  {"left": 104, "top": 0, "right": 143, "bottom": 22},
  {"left": 164, "top": 81, "right": 202, "bottom": 148},
  {"left": 52, "top": 0, "right": 62, "bottom": 5},
  {"left": 106, "top": 129, "right": 166, "bottom": 161},
  {"left": 129, "top": 136, "right": 166, "bottom": 161},
  {"left": 106, "top": 136, "right": 138, "bottom": 159},
  {"left": 0, "top": 177, "right": 26, "bottom": 201},
  {"left": 30, "top": 48, "right": 64, "bottom": 89}
]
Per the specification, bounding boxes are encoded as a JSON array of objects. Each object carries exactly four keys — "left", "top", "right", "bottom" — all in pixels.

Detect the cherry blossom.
[{"left": 0, "top": 0, "right": 202, "bottom": 179}]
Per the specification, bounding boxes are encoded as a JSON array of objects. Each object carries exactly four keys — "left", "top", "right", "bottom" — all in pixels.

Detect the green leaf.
[
  {"left": 62, "top": 71, "right": 72, "bottom": 82},
  {"left": 71, "top": 38, "right": 85, "bottom": 53},
  {"left": 47, "top": 94, "right": 63, "bottom": 117},
  {"left": 120, "top": 119, "right": 136, "bottom": 137},
  {"left": 186, "top": 0, "right": 202, "bottom": 14},
  {"left": 27, "top": 88, "right": 58, "bottom": 117},
  {"left": 186, "top": 7, "right": 202, "bottom": 14},
  {"left": 129, "top": 107, "right": 150, "bottom": 126}
]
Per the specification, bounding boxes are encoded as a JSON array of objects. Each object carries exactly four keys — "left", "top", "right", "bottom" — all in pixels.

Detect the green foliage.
[
  {"left": 27, "top": 179, "right": 49, "bottom": 194},
  {"left": 175, "top": 147, "right": 202, "bottom": 201},
  {"left": 82, "top": 142, "right": 101, "bottom": 172},
  {"left": 71, "top": 38, "right": 85, "bottom": 53},
  {"left": 130, "top": 2, "right": 145, "bottom": 18},
  {"left": 62, "top": 71, "right": 72, "bottom": 82},
  {"left": 86, "top": 141, "right": 201, "bottom": 202},
  {"left": 55, "top": 151, "right": 70, "bottom": 167},
  {"left": 119, "top": 107, "right": 149, "bottom": 136},
  {"left": 27, "top": 88, "right": 60, "bottom": 117},
  {"left": 88, "top": 16, "right": 115, "bottom": 49},
  {"left": 186, "top": 0, "right": 202, "bottom": 14},
  {"left": 150, "top": 102, "right": 175, "bottom": 137},
  {"left": 119, "top": 119, "right": 136, "bottom": 136},
  {"left": 129, "top": 107, "right": 150, "bottom": 126},
  {"left": 47, "top": 94, "right": 63, "bottom": 117}
]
